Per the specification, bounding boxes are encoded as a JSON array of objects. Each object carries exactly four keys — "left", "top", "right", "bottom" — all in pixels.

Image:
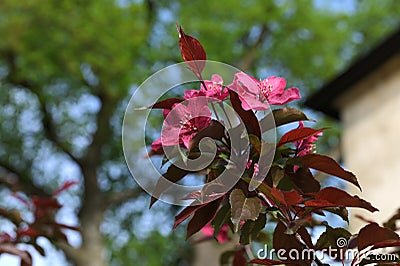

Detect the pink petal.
[
  {"left": 200, "top": 223, "right": 214, "bottom": 236},
  {"left": 211, "top": 74, "right": 223, "bottom": 84},
  {"left": 234, "top": 72, "right": 260, "bottom": 94},
  {"left": 268, "top": 87, "right": 301, "bottom": 105},
  {"left": 184, "top": 89, "right": 204, "bottom": 99},
  {"left": 267, "top": 76, "right": 287, "bottom": 95},
  {"left": 151, "top": 138, "right": 163, "bottom": 151}
]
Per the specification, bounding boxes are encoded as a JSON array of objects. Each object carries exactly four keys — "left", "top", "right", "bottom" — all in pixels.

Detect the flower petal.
[{"left": 268, "top": 87, "right": 301, "bottom": 105}]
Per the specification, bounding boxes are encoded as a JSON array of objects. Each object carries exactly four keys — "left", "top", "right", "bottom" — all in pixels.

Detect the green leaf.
[
  {"left": 239, "top": 213, "right": 266, "bottom": 245},
  {"left": 229, "top": 189, "right": 262, "bottom": 232},
  {"left": 315, "top": 224, "right": 351, "bottom": 250},
  {"left": 220, "top": 250, "right": 235, "bottom": 266},
  {"left": 212, "top": 203, "right": 231, "bottom": 239}
]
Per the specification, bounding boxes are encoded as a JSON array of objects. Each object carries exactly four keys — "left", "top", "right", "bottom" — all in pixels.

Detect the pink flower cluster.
[
  {"left": 295, "top": 121, "right": 323, "bottom": 156},
  {"left": 151, "top": 73, "right": 300, "bottom": 152}
]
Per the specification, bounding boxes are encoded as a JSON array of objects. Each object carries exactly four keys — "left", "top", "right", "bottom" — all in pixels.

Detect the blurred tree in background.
[{"left": 0, "top": 0, "right": 399, "bottom": 265}]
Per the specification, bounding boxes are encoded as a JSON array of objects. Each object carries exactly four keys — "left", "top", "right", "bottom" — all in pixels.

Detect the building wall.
[{"left": 336, "top": 53, "right": 400, "bottom": 232}]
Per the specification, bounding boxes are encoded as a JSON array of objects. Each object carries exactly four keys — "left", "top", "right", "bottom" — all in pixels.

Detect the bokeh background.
[{"left": 1, "top": 0, "right": 399, "bottom": 265}]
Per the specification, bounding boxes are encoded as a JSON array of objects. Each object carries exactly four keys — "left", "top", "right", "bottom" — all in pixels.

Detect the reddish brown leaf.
[
  {"left": 287, "top": 167, "right": 320, "bottom": 193},
  {"left": 271, "top": 223, "right": 311, "bottom": 265},
  {"left": 271, "top": 188, "right": 303, "bottom": 206},
  {"left": 0, "top": 243, "right": 32, "bottom": 266},
  {"left": 298, "top": 226, "right": 314, "bottom": 249},
  {"left": 273, "top": 221, "right": 303, "bottom": 257},
  {"left": 229, "top": 90, "right": 261, "bottom": 139},
  {"left": 137, "top": 97, "right": 184, "bottom": 110},
  {"left": 294, "top": 154, "right": 361, "bottom": 190},
  {"left": 371, "top": 239, "right": 400, "bottom": 249},
  {"left": 150, "top": 164, "right": 189, "bottom": 208},
  {"left": 357, "top": 223, "right": 400, "bottom": 251},
  {"left": 249, "top": 258, "right": 286, "bottom": 265},
  {"left": 261, "top": 107, "right": 312, "bottom": 132},
  {"left": 189, "top": 120, "right": 225, "bottom": 150},
  {"left": 53, "top": 180, "right": 78, "bottom": 196},
  {"left": 53, "top": 223, "right": 81, "bottom": 232},
  {"left": 278, "top": 127, "right": 325, "bottom": 147},
  {"left": 305, "top": 187, "right": 378, "bottom": 212},
  {"left": 232, "top": 248, "right": 247, "bottom": 266},
  {"left": 17, "top": 228, "right": 40, "bottom": 238},
  {"left": 177, "top": 25, "right": 206, "bottom": 78},
  {"left": 172, "top": 205, "right": 202, "bottom": 231},
  {"left": 186, "top": 198, "right": 222, "bottom": 239}
]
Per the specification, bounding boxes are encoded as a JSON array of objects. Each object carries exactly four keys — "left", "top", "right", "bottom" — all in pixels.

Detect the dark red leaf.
[
  {"left": 228, "top": 90, "right": 261, "bottom": 139},
  {"left": 0, "top": 233, "right": 13, "bottom": 243},
  {"left": 149, "top": 164, "right": 189, "bottom": 208},
  {"left": 271, "top": 188, "right": 303, "bottom": 206},
  {"left": 357, "top": 223, "right": 400, "bottom": 251},
  {"left": 287, "top": 167, "right": 320, "bottom": 193},
  {"left": 152, "top": 98, "right": 183, "bottom": 109},
  {"left": 189, "top": 120, "right": 225, "bottom": 150},
  {"left": 0, "top": 243, "right": 32, "bottom": 266},
  {"left": 278, "top": 127, "right": 324, "bottom": 147},
  {"left": 249, "top": 258, "right": 287, "bottom": 265},
  {"left": 17, "top": 228, "right": 40, "bottom": 238},
  {"left": 261, "top": 107, "right": 312, "bottom": 132},
  {"left": 305, "top": 187, "right": 378, "bottom": 212},
  {"left": 53, "top": 223, "right": 81, "bottom": 232},
  {"left": 298, "top": 226, "right": 314, "bottom": 249},
  {"left": 172, "top": 205, "right": 202, "bottom": 231},
  {"left": 53, "top": 180, "right": 78, "bottom": 196},
  {"left": 177, "top": 25, "right": 206, "bottom": 78},
  {"left": 232, "top": 248, "right": 247, "bottom": 266},
  {"left": 294, "top": 154, "right": 361, "bottom": 190},
  {"left": 273, "top": 222, "right": 303, "bottom": 258},
  {"left": 371, "top": 239, "right": 400, "bottom": 249},
  {"left": 186, "top": 198, "right": 222, "bottom": 239}
]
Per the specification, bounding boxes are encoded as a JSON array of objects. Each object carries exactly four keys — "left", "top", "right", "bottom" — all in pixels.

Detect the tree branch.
[
  {"left": 238, "top": 24, "right": 269, "bottom": 71},
  {"left": 3, "top": 50, "right": 82, "bottom": 167},
  {"left": 54, "top": 241, "right": 80, "bottom": 265},
  {"left": 0, "top": 161, "right": 49, "bottom": 197},
  {"left": 104, "top": 187, "right": 142, "bottom": 207}
]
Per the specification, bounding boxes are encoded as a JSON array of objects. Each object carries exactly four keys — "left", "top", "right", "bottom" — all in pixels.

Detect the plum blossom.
[
  {"left": 229, "top": 72, "right": 301, "bottom": 110},
  {"left": 184, "top": 74, "right": 229, "bottom": 101},
  {"left": 160, "top": 97, "right": 211, "bottom": 149},
  {"left": 295, "top": 121, "right": 323, "bottom": 157}
]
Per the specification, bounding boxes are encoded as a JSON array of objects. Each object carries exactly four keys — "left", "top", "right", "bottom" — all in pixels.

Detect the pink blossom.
[
  {"left": 161, "top": 97, "right": 211, "bottom": 149},
  {"left": 295, "top": 121, "right": 323, "bottom": 157},
  {"left": 201, "top": 223, "right": 230, "bottom": 243},
  {"left": 150, "top": 108, "right": 175, "bottom": 153},
  {"left": 184, "top": 74, "right": 229, "bottom": 101},
  {"left": 229, "top": 72, "right": 301, "bottom": 110}
]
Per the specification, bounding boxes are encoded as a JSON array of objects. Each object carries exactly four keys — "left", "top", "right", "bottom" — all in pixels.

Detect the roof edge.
[{"left": 304, "top": 28, "right": 400, "bottom": 120}]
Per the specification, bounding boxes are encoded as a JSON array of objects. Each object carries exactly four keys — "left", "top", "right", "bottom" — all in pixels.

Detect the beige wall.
[{"left": 336, "top": 53, "right": 400, "bottom": 232}]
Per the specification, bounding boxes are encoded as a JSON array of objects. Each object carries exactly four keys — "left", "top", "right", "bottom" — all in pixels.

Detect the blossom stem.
[
  {"left": 210, "top": 103, "right": 220, "bottom": 121},
  {"left": 218, "top": 102, "right": 233, "bottom": 129}
]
